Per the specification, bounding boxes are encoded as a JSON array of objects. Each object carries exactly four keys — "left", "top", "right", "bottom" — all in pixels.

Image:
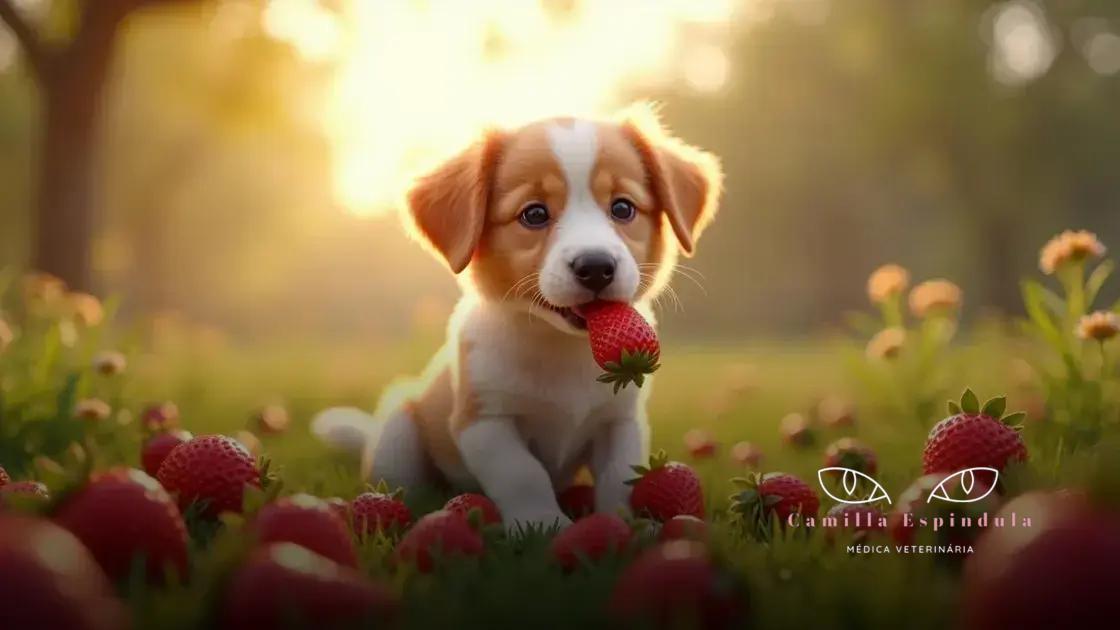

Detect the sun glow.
[{"left": 324, "top": 0, "right": 740, "bottom": 216}]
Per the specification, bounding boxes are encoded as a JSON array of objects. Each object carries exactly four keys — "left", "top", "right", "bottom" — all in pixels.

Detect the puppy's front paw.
[{"left": 503, "top": 508, "right": 571, "bottom": 532}]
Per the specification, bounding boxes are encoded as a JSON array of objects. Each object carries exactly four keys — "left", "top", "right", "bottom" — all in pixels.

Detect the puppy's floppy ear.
[
  {"left": 620, "top": 104, "right": 723, "bottom": 255},
  {"left": 405, "top": 130, "right": 505, "bottom": 273}
]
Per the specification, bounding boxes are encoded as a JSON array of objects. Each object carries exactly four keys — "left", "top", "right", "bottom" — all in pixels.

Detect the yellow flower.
[
  {"left": 0, "top": 319, "right": 12, "bottom": 352},
  {"left": 74, "top": 398, "right": 112, "bottom": 422},
  {"left": 1077, "top": 311, "right": 1119, "bottom": 342},
  {"left": 1039, "top": 230, "right": 1106, "bottom": 275},
  {"left": 92, "top": 351, "right": 127, "bottom": 376},
  {"left": 908, "top": 279, "right": 962, "bottom": 318},
  {"left": 867, "top": 264, "right": 910, "bottom": 304},
  {"left": 866, "top": 327, "right": 906, "bottom": 360},
  {"left": 68, "top": 292, "right": 104, "bottom": 327}
]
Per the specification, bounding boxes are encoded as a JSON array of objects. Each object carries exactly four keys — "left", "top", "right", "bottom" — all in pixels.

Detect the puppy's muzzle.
[{"left": 570, "top": 251, "right": 616, "bottom": 294}]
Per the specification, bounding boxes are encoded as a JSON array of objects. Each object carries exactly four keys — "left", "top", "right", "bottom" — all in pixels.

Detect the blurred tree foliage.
[{"left": 0, "top": 0, "right": 1118, "bottom": 341}]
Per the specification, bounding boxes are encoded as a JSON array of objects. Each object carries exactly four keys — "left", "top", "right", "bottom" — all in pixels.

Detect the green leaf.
[
  {"left": 1001, "top": 411, "right": 1027, "bottom": 427},
  {"left": 981, "top": 396, "right": 1007, "bottom": 418},
  {"left": 948, "top": 401, "right": 962, "bottom": 416},
  {"left": 960, "top": 389, "right": 979, "bottom": 414},
  {"left": 1086, "top": 260, "right": 1114, "bottom": 308},
  {"left": 1020, "top": 280, "right": 1063, "bottom": 347}
]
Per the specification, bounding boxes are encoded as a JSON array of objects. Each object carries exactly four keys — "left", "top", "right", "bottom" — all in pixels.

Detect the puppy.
[{"left": 314, "top": 105, "right": 722, "bottom": 529}]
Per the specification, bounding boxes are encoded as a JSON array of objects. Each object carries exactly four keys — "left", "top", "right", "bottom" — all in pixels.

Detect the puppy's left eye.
[{"left": 609, "top": 198, "right": 636, "bottom": 223}]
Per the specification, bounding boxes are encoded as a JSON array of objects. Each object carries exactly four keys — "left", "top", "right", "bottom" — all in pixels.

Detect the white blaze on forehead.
[{"left": 546, "top": 120, "right": 598, "bottom": 204}]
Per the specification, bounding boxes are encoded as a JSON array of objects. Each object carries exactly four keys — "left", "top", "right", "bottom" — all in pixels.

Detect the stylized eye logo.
[
  {"left": 817, "top": 467, "right": 892, "bottom": 505},
  {"left": 926, "top": 467, "right": 999, "bottom": 504}
]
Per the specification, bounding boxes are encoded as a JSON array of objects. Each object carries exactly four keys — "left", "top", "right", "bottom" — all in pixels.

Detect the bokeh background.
[{"left": 2, "top": 0, "right": 1119, "bottom": 345}]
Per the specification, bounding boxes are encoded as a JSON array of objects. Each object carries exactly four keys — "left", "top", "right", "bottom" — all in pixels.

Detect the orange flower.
[
  {"left": 92, "top": 351, "right": 127, "bottom": 376},
  {"left": 1039, "top": 230, "right": 1106, "bottom": 275},
  {"left": 74, "top": 399, "right": 112, "bottom": 422},
  {"left": 69, "top": 292, "right": 104, "bottom": 327},
  {"left": 908, "top": 279, "right": 962, "bottom": 318},
  {"left": 1077, "top": 311, "right": 1119, "bottom": 342},
  {"left": 867, "top": 264, "right": 910, "bottom": 304},
  {"left": 866, "top": 327, "right": 906, "bottom": 360},
  {"left": 0, "top": 319, "right": 12, "bottom": 352}
]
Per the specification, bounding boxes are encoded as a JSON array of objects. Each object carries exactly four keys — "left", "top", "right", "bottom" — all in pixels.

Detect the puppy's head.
[{"left": 405, "top": 105, "right": 722, "bottom": 334}]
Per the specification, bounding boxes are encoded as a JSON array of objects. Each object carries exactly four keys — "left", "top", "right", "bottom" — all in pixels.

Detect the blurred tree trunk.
[{"left": 0, "top": 0, "right": 201, "bottom": 291}]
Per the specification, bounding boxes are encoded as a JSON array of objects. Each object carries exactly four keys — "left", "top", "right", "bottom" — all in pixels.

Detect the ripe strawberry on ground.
[
  {"left": 140, "top": 401, "right": 180, "bottom": 432},
  {"left": 822, "top": 504, "right": 886, "bottom": 543},
  {"left": 0, "top": 480, "right": 50, "bottom": 504},
  {"left": 551, "top": 513, "right": 632, "bottom": 570},
  {"left": 558, "top": 483, "right": 596, "bottom": 520},
  {"left": 580, "top": 301, "right": 660, "bottom": 392},
  {"left": 628, "top": 451, "right": 704, "bottom": 521},
  {"left": 156, "top": 434, "right": 260, "bottom": 518},
  {"left": 730, "top": 472, "right": 819, "bottom": 539},
  {"left": 963, "top": 491, "right": 1120, "bottom": 630},
  {"left": 610, "top": 541, "right": 747, "bottom": 630},
  {"left": 351, "top": 482, "right": 412, "bottom": 535},
  {"left": 254, "top": 494, "right": 357, "bottom": 568},
  {"left": 887, "top": 473, "right": 998, "bottom": 547},
  {"left": 659, "top": 515, "right": 709, "bottom": 543},
  {"left": 684, "top": 429, "right": 718, "bottom": 459},
  {"left": 141, "top": 430, "right": 193, "bottom": 477},
  {"left": 923, "top": 390, "right": 1027, "bottom": 483},
  {"left": 223, "top": 543, "right": 398, "bottom": 628},
  {"left": 395, "top": 510, "right": 484, "bottom": 573},
  {"left": 779, "top": 413, "right": 814, "bottom": 447},
  {"left": 443, "top": 493, "right": 501, "bottom": 525},
  {"left": 0, "top": 515, "right": 128, "bottom": 630},
  {"left": 823, "top": 437, "right": 877, "bottom": 475},
  {"left": 0, "top": 465, "right": 9, "bottom": 487},
  {"left": 54, "top": 468, "right": 189, "bottom": 581}
]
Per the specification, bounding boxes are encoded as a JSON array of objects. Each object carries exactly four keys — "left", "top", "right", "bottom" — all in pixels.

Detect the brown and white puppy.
[{"left": 314, "top": 105, "right": 722, "bottom": 529}]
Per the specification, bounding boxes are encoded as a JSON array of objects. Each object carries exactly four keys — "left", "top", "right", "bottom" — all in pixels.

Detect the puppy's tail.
[{"left": 311, "top": 407, "right": 379, "bottom": 455}]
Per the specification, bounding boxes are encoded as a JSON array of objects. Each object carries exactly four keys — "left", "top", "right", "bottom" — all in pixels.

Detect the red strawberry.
[
  {"left": 443, "top": 493, "right": 501, "bottom": 525},
  {"left": 551, "top": 513, "right": 632, "bottom": 570},
  {"left": 0, "top": 515, "right": 128, "bottom": 630},
  {"left": 0, "top": 465, "right": 9, "bottom": 487},
  {"left": 223, "top": 543, "right": 398, "bottom": 627},
  {"left": 628, "top": 451, "right": 704, "bottom": 521},
  {"left": 141, "top": 430, "right": 193, "bottom": 477},
  {"left": 156, "top": 434, "right": 260, "bottom": 518},
  {"left": 610, "top": 541, "right": 746, "bottom": 629},
  {"left": 887, "top": 473, "right": 998, "bottom": 547},
  {"left": 923, "top": 390, "right": 1027, "bottom": 479},
  {"left": 254, "top": 494, "right": 358, "bottom": 568},
  {"left": 963, "top": 492, "right": 1120, "bottom": 630},
  {"left": 558, "top": 483, "right": 596, "bottom": 520},
  {"left": 351, "top": 483, "right": 412, "bottom": 535},
  {"left": 0, "top": 480, "right": 50, "bottom": 504},
  {"left": 823, "top": 437, "right": 878, "bottom": 475},
  {"left": 140, "top": 401, "right": 180, "bottom": 432},
  {"left": 730, "top": 472, "right": 819, "bottom": 539},
  {"left": 580, "top": 301, "right": 660, "bottom": 392},
  {"left": 684, "top": 429, "right": 718, "bottom": 459},
  {"left": 822, "top": 504, "right": 885, "bottom": 543},
  {"left": 659, "top": 515, "right": 709, "bottom": 543},
  {"left": 395, "top": 510, "right": 484, "bottom": 573},
  {"left": 54, "top": 468, "right": 189, "bottom": 582}
]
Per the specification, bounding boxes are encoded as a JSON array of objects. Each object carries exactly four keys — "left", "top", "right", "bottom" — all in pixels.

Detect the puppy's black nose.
[{"left": 571, "top": 252, "right": 616, "bottom": 293}]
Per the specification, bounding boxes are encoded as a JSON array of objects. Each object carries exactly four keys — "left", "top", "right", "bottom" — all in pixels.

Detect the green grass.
[{"left": 2, "top": 296, "right": 1117, "bottom": 629}]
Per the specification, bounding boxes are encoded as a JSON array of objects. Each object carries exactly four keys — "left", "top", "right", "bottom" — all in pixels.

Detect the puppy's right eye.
[{"left": 519, "top": 203, "right": 551, "bottom": 229}]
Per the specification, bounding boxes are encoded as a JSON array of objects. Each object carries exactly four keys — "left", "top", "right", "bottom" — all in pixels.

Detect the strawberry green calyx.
[
  {"left": 625, "top": 450, "right": 670, "bottom": 486},
  {"left": 728, "top": 474, "right": 782, "bottom": 541},
  {"left": 369, "top": 479, "right": 406, "bottom": 500},
  {"left": 947, "top": 389, "right": 1026, "bottom": 429},
  {"left": 597, "top": 348, "right": 661, "bottom": 393}
]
